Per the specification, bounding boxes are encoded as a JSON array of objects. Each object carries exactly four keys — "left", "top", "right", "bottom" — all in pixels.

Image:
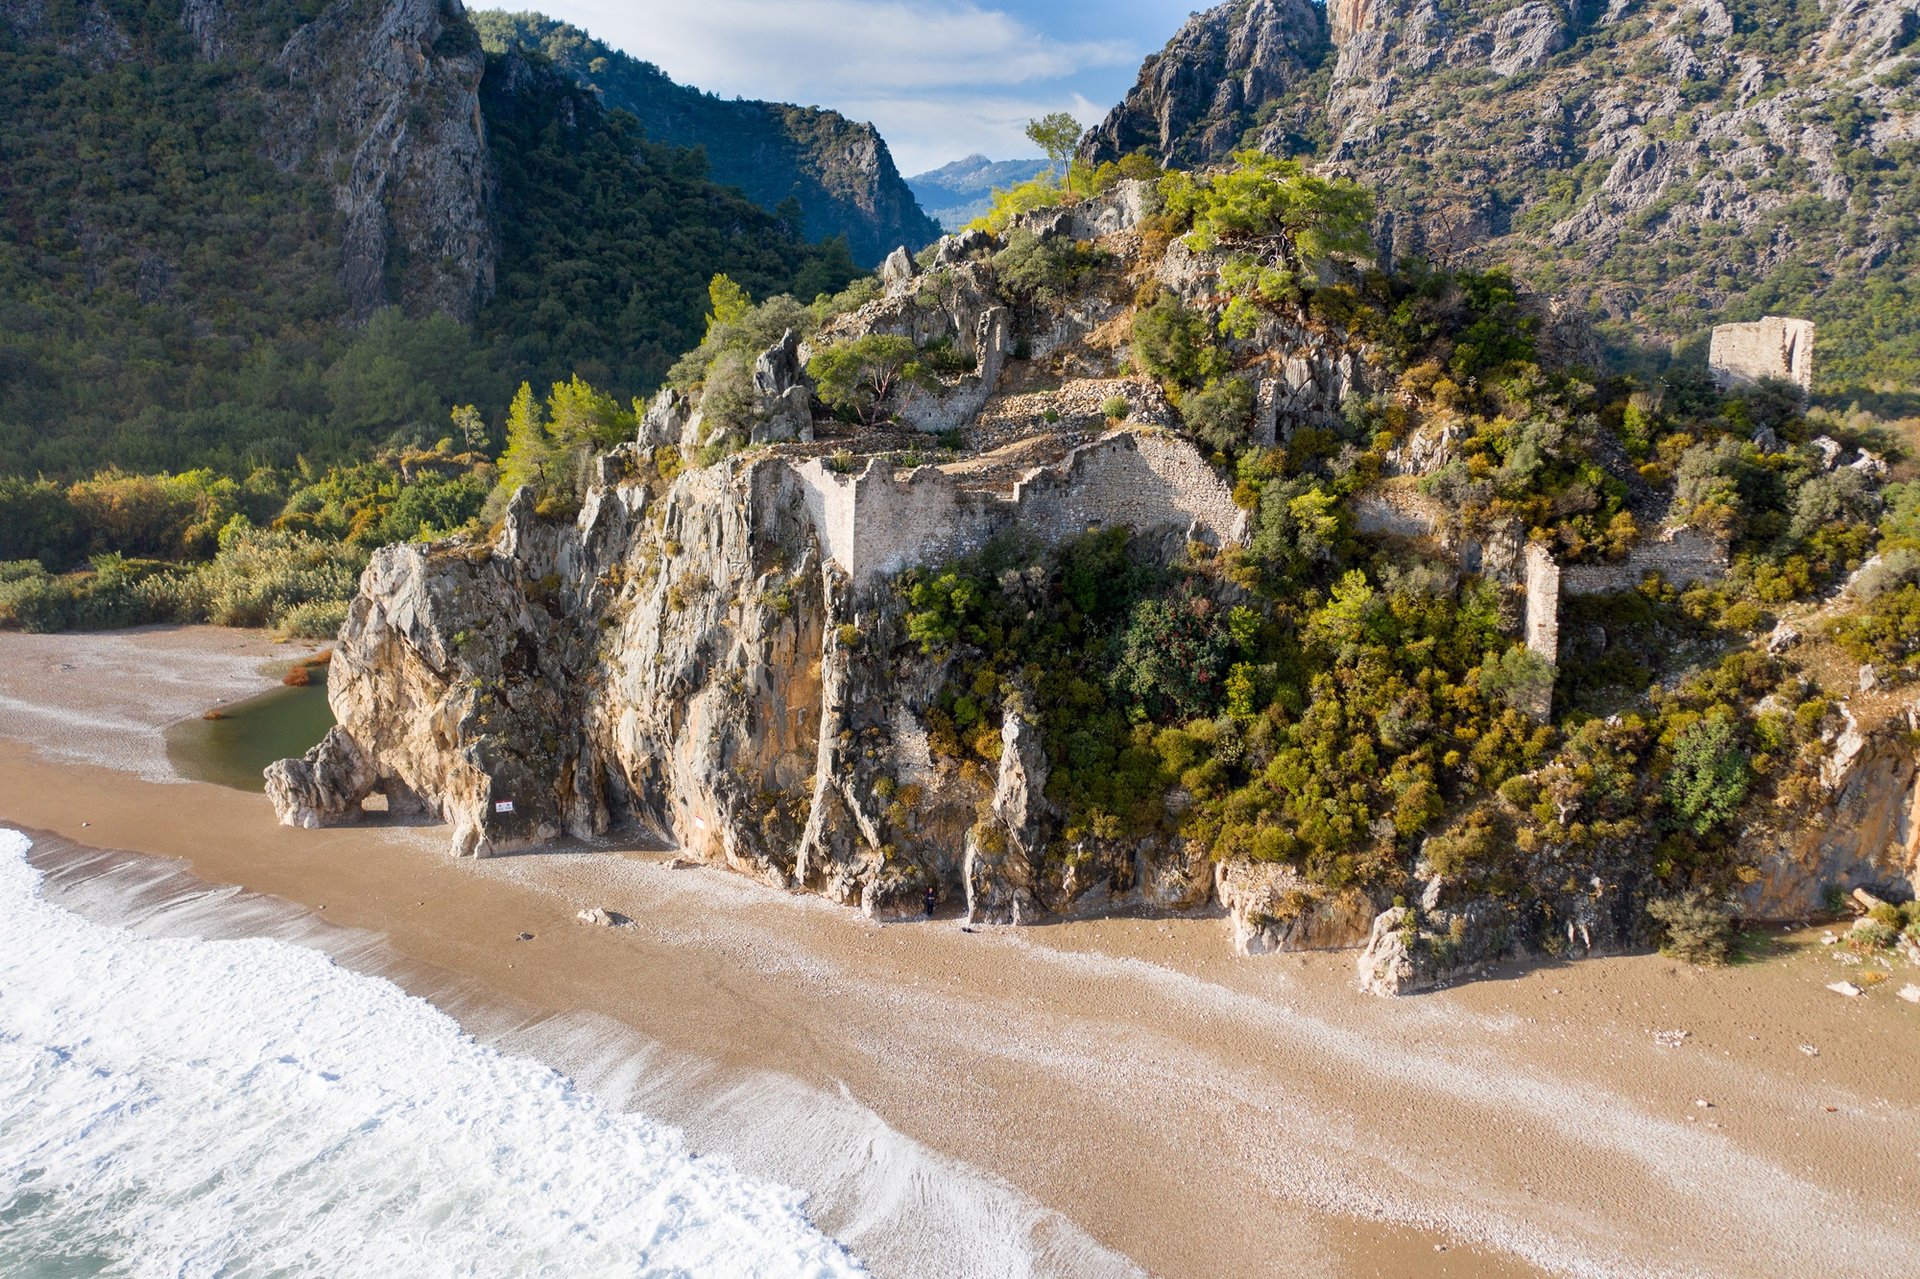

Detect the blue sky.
[{"left": 529, "top": 1, "right": 1206, "bottom": 174}]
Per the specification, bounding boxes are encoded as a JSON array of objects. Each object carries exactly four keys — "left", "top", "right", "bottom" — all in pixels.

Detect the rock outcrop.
[
  {"left": 265, "top": 0, "right": 494, "bottom": 322},
  {"left": 1081, "top": 0, "right": 1329, "bottom": 169},
  {"left": 271, "top": 423, "right": 1245, "bottom": 925},
  {"left": 228, "top": 0, "right": 497, "bottom": 322},
  {"left": 265, "top": 727, "right": 381, "bottom": 829},
  {"left": 1748, "top": 697, "right": 1920, "bottom": 916},
  {"left": 1216, "top": 861, "right": 1376, "bottom": 956}
]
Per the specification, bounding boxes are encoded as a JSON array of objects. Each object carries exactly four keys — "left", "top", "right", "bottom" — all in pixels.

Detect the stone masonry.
[
  {"left": 1708, "top": 316, "right": 1814, "bottom": 392},
  {"left": 788, "top": 428, "right": 1248, "bottom": 585}
]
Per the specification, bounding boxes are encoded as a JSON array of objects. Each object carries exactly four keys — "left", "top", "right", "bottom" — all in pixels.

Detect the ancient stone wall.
[
  {"left": 1351, "top": 485, "right": 1444, "bottom": 540},
  {"left": 1009, "top": 431, "right": 1247, "bottom": 550},
  {"left": 1708, "top": 316, "right": 1814, "bottom": 392},
  {"left": 790, "top": 429, "right": 1246, "bottom": 584},
  {"left": 1523, "top": 544, "right": 1560, "bottom": 664},
  {"left": 1560, "top": 527, "right": 1729, "bottom": 595}
]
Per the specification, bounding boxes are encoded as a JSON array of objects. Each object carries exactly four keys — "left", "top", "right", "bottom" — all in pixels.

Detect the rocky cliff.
[
  {"left": 1087, "top": 0, "right": 1920, "bottom": 393},
  {"left": 265, "top": 0, "right": 497, "bottom": 322},
  {"left": 2, "top": 0, "right": 497, "bottom": 323},
  {"left": 1081, "top": 0, "right": 1332, "bottom": 168},
  {"left": 471, "top": 11, "right": 941, "bottom": 267}
]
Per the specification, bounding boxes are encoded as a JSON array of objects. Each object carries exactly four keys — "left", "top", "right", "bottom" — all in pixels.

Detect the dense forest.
[{"left": 0, "top": 1, "right": 856, "bottom": 479}]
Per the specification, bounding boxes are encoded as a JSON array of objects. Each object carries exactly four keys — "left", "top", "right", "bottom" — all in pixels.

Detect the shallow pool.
[{"left": 165, "top": 675, "right": 334, "bottom": 792}]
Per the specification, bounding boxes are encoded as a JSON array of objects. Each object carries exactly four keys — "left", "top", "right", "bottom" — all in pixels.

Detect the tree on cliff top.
[
  {"left": 1162, "top": 152, "right": 1374, "bottom": 267},
  {"left": 1026, "top": 113, "right": 1085, "bottom": 190},
  {"left": 807, "top": 335, "right": 936, "bottom": 426}
]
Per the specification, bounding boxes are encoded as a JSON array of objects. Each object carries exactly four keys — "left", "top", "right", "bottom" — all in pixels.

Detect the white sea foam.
[{"left": 0, "top": 829, "right": 866, "bottom": 1278}]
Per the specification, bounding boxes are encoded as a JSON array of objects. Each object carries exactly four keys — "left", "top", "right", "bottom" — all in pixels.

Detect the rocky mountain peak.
[{"left": 1080, "top": 0, "right": 1329, "bottom": 169}]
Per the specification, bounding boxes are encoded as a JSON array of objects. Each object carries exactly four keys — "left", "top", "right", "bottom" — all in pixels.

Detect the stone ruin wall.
[
  {"left": 1559, "top": 527, "right": 1730, "bottom": 596},
  {"left": 1708, "top": 316, "right": 1814, "bottom": 392},
  {"left": 1008, "top": 430, "right": 1248, "bottom": 550},
  {"left": 1523, "top": 544, "right": 1561, "bottom": 663},
  {"left": 789, "top": 430, "right": 1248, "bottom": 585}
]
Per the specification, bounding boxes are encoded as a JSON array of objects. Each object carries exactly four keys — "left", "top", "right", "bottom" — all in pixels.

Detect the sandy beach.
[{"left": 1, "top": 627, "right": 1916, "bottom": 1278}]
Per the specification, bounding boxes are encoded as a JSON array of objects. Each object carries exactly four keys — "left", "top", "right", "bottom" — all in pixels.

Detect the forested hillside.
[
  {"left": 472, "top": 10, "right": 940, "bottom": 266},
  {"left": 1086, "top": 0, "right": 1920, "bottom": 404},
  {"left": 0, "top": 0, "right": 855, "bottom": 477}
]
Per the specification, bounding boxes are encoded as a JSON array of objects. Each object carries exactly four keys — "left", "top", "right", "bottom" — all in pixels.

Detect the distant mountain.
[
  {"left": 907, "top": 155, "right": 1053, "bottom": 230},
  {"left": 1086, "top": 0, "right": 1920, "bottom": 398},
  {"left": 472, "top": 11, "right": 940, "bottom": 266}
]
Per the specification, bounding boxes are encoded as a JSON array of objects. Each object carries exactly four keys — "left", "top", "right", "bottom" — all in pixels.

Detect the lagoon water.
[
  {"left": 0, "top": 829, "right": 866, "bottom": 1278},
  {"left": 164, "top": 678, "right": 335, "bottom": 792}
]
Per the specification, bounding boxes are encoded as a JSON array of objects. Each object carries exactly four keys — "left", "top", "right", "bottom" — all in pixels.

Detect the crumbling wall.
[
  {"left": 1560, "top": 527, "right": 1729, "bottom": 595},
  {"left": 1523, "top": 544, "right": 1561, "bottom": 663},
  {"left": 1708, "top": 316, "right": 1814, "bottom": 392},
  {"left": 790, "top": 429, "right": 1247, "bottom": 584},
  {"left": 1010, "top": 430, "right": 1247, "bottom": 550},
  {"left": 1352, "top": 485, "right": 1445, "bottom": 541}
]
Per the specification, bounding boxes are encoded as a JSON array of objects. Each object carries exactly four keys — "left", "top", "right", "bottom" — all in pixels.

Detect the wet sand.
[{"left": 2, "top": 628, "right": 1917, "bottom": 1278}]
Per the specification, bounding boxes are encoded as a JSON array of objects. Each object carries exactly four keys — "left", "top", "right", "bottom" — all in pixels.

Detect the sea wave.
[{"left": 0, "top": 829, "right": 865, "bottom": 1279}]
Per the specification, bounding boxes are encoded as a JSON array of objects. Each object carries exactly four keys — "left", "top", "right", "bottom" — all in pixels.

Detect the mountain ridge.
[
  {"left": 906, "top": 154, "right": 1052, "bottom": 229},
  {"left": 1085, "top": 0, "right": 1920, "bottom": 399},
  {"left": 471, "top": 10, "right": 941, "bottom": 266}
]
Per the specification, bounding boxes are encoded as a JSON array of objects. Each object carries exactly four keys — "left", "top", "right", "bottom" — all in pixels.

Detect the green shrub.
[
  {"left": 1182, "top": 377, "right": 1256, "bottom": 453},
  {"left": 1663, "top": 715, "right": 1750, "bottom": 835},
  {"left": 1647, "top": 891, "right": 1736, "bottom": 964},
  {"left": 1132, "top": 291, "right": 1228, "bottom": 389},
  {"left": 991, "top": 229, "right": 1106, "bottom": 309},
  {"left": 280, "top": 598, "right": 350, "bottom": 640}
]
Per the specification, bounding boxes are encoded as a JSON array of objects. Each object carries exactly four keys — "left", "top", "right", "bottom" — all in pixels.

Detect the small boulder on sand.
[
  {"left": 576, "top": 907, "right": 631, "bottom": 927},
  {"left": 1899, "top": 985, "right": 1920, "bottom": 1005},
  {"left": 1827, "top": 981, "right": 1862, "bottom": 997}
]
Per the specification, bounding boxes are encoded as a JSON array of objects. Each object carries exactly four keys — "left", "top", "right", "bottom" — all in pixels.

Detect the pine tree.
[{"left": 494, "top": 382, "right": 551, "bottom": 503}]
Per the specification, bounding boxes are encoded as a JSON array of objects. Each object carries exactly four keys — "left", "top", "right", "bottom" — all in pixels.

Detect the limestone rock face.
[
  {"left": 269, "top": 427, "right": 1262, "bottom": 927},
  {"left": 964, "top": 710, "right": 1057, "bottom": 925},
  {"left": 1487, "top": 1, "right": 1569, "bottom": 78},
  {"left": 1085, "top": 0, "right": 1920, "bottom": 366},
  {"left": 1081, "top": 0, "right": 1328, "bottom": 169},
  {"left": 264, "top": 727, "right": 379, "bottom": 829},
  {"left": 1216, "top": 861, "right": 1376, "bottom": 956},
  {"left": 750, "top": 330, "right": 814, "bottom": 444},
  {"left": 266, "top": 0, "right": 496, "bottom": 322},
  {"left": 1356, "top": 907, "right": 1419, "bottom": 996},
  {"left": 1749, "top": 698, "right": 1920, "bottom": 916}
]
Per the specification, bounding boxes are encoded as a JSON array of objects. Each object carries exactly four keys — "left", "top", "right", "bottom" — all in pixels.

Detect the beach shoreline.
[{"left": 2, "top": 626, "right": 1917, "bottom": 1278}]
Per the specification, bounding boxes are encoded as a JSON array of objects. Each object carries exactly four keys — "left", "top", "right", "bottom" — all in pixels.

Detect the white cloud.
[{"left": 538, "top": 0, "right": 1137, "bottom": 171}]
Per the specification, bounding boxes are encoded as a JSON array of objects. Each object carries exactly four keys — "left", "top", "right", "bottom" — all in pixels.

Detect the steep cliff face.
[
  {"left": 471, "top": 11, "right": 941, "bottom": 266},
  {"left": 1081, "top": 0, "right": 1331, "bottom": 168},
  {"left": 266, "top": 0, "right": 496, "bottom": 322},
  {"left": 268, "top": 437, "right": 1228, "bottom": 922},
  {"left": 1747, "top": 698, "right": 1920, "bottom": 917},
  {"left": 1087, "top": 0, "right": 1920, "bottom": 390},
  {"left": 266, "top": 163, "right": 1920, "bottom": 992}
]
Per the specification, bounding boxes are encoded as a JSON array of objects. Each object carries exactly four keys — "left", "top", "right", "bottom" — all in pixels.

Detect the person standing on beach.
[{"left": 923, "top": 884, "right": 938, "bottom": 918}]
